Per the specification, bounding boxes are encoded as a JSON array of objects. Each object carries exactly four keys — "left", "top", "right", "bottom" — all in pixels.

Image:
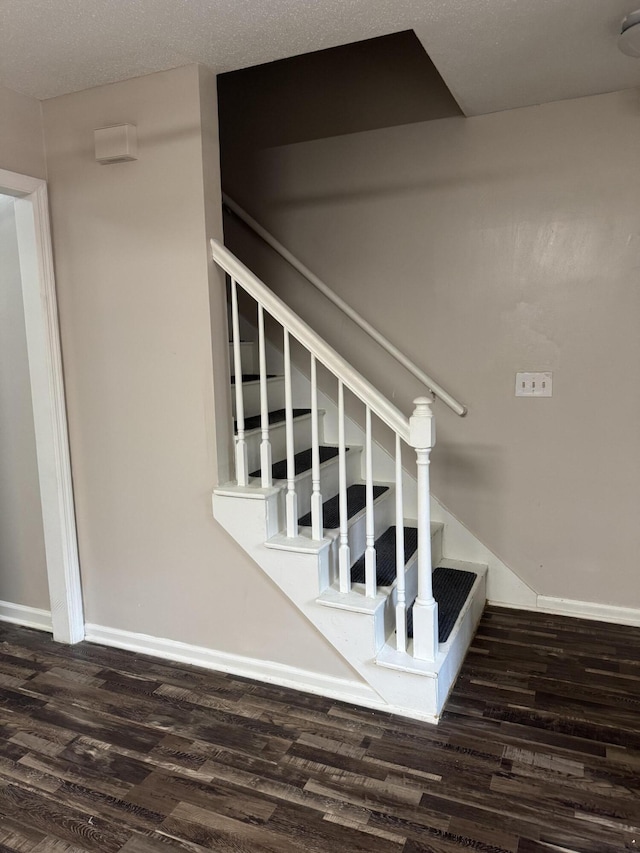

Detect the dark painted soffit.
[{"left": 218, "top": 30, "right": 463, "bottom": 151}]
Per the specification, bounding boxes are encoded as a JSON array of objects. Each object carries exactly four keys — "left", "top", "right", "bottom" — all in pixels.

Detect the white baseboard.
[
  {"left": 0, "top": 600, "right": 52, "bottom": 632},
  {"left": 536, "top": 595, "right": 640, "bottom": 628},
  {"left": 84, "top": 622, "right": 382, "bottom": 708}
]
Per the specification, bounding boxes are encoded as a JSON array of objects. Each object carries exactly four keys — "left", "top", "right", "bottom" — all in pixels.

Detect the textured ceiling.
[{"left": 1, "top": 0, "right": 640, "bottom": 114}]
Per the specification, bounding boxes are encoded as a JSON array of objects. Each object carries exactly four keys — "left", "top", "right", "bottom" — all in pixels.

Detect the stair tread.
[
  {"left": 407, "top": 566, "right": 477, "bottom": 644},
  {"left": 230, "top": 374, "right": 278, "bottom": 384},
  {"left": 299, "top": 483, "right": 388, "bottom": 528},
  {"left": 251, "top": 446, "right": 342, "bottom": 481},
  {"left": 238, "top": 408, "right": 311, "bottom": 433},
  {"left": 350, "top": 526, "right": 417, "bottom": 587}
]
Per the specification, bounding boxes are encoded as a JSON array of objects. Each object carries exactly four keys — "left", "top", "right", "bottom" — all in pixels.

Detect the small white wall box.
[{"left": 94, "top": 124, "right": 138, "bottom": 164}]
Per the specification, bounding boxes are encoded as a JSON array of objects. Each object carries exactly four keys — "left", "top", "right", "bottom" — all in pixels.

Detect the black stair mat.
[
  {"left": 407, "top": 567, "right": 477, "bottom": 644},
  {"left": 237, "top": 408, "right": 311, "bottom": 433},
  {"left": 250, "top": 446, "right": 341, "bottom": 480},
  {"left": 299, "top": 484, "right": 388, "bottom": 529},
  {"left": 230, "top": 374, "right": 276, "bottom": 383},
  {"left": 350, "top": 526, "right": 418, "bottom": 587}
]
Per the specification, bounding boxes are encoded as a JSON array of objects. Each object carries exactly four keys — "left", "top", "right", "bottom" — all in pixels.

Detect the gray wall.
[
  {"left": 0, "top": 196, "right": 49, "bottom": 609},
  {"left": 225, "top": 87, "right": 640, "bottom": 610},
  {"left": 42, "top": 65, "right": 354, "bottom": 677},
  {"left": 0, "top": 84, "right": 46, "bottom": 179}
]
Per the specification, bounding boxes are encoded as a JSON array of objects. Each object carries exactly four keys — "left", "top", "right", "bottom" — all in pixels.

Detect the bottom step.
[
  {"left": 408, "top": 566, "right": 477, "bottom": 643},
  {"left": 375, "top": 561, "right": 486, "bottom": 717}
]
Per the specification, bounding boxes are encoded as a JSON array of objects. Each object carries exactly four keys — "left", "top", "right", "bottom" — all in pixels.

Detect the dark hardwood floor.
[{"left": 0, "top": 605, "right": 638, "bottom": 852}]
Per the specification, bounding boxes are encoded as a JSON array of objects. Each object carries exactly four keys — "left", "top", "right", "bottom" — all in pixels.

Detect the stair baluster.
[
  {"left": 338, "top": 380, "right": 351, "bottom": 593},
  {"left": 257, "top": 304, "right": 272, "bottom": 488},
  {"left": 410, "top": 396, "right": 439, "bottom": 662},
  {"left": 310, "top": 355, "right": 323, "bottom": 540},
  {"left": 364, "top": 406, "right": 376, "bottom": 598},
  {"left": 230, "top": 278, "right": 248, "bottom": 486},
  {"left": 395, "top": 434, "right": 407, "bottom": 652},
  {"left": 283, "top": 329, "right": 298, "bottom": 537}
]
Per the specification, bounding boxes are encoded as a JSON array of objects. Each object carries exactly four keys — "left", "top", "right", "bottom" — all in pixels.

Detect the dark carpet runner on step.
[
  {"left": 351, "top": 526, "right": 418, "bottom": 587},
  {"left": 238, "top": 408, "right": 311, "bottom": 433},
  {"left": 407, "top": 567, "right": 477, "bottom": 643},
  {"left": 251, "top": 446, "right": 341, "bottom": 480},
  {"left": 230, "top": 374, "right": 276, "bottom": 383},
  {"left": 299, "top": 484, "right": 388, "bottom": 528}
]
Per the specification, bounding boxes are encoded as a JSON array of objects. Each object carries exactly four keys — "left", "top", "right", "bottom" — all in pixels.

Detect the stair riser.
[
  {"left": 382, "top": 555, "right": 418, "bottom": 641},
  {"left": 273, "top": 449, "right": 362, "bottom": 524},
  {"left": 232, "top": 378, "right": 285, "bottom": 420},
  {"left": 229, "top": 342, "right": 257, "bottom": 376},
  {"left": 432, "top": 524, "right": 443, "bottom": 569},
  {"left": 245, "top": 416, "right": 315, "bottom": 474}
]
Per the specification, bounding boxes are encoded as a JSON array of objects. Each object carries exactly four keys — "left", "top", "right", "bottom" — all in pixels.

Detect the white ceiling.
[{"left": 1, "top": 0, "right": 640, "bottom": 114}]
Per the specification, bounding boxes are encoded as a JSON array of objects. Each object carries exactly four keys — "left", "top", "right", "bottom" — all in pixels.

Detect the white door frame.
[{"left": 0, "top": 167, "right": 84, "bottom": 643}]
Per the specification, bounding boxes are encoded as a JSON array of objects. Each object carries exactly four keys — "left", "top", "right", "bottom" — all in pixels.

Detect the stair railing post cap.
[
  {"left": 412, "top": 394, "right": 435, "bottom": 410},
  {"left": 409, "top": 395, "right": 436, "bottom": 449}
]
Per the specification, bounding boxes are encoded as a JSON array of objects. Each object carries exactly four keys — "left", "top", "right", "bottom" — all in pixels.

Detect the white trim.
[
  {"left": 536, "top": 596, "right": 640, "bottom": 628},
  {"left": 0, "top": 169, "right": 41, "bottom": 196},
  {"left": 0, "top": 169, "right": 84, "bottom": 644},
  {"left": 83, "top": 622, "right": 437, "bottom": 722},
  {"left": 0, "top": 601, "right": 53, "bottom": 632}
]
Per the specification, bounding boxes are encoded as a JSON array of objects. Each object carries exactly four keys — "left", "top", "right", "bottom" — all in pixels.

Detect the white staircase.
[{"left": 211, "top": 239, "right": 486, "bottom": 724}]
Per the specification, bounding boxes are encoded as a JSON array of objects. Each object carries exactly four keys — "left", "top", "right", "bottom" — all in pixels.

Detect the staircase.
[{"left": 211, "top": 238, "right": 487, "bottom": 724}]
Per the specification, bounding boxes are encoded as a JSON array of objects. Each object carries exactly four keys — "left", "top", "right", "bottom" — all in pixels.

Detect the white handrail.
[
  {"left": 222, "top": 194, "right": 467, "bottom": 417},
  {"left": 211, "top": 239, "right": 411, "bottom": 443}
]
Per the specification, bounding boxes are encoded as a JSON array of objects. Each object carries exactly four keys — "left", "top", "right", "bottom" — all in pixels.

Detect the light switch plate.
[{"left": 515, "top": 372, "right": 552, "bottom": 397}]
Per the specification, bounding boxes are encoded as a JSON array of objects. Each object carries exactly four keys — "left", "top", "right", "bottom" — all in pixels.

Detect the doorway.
[{"left": 0, "top": 168, "right": 83, "bottom": 643}]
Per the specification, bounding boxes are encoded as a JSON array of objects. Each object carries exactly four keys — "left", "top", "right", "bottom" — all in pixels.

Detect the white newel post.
[{"left": 409, "top": 395, "right": 438, "bottom": 662}]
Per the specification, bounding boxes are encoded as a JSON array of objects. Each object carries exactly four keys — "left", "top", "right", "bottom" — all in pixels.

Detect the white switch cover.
[{"left": 515, "top": 372, "right": 552, "bottom": 397}]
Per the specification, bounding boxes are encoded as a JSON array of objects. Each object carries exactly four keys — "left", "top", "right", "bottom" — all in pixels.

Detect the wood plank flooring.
[{"left": 0, "top": 605, "right": 638, "bottom": 852}]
